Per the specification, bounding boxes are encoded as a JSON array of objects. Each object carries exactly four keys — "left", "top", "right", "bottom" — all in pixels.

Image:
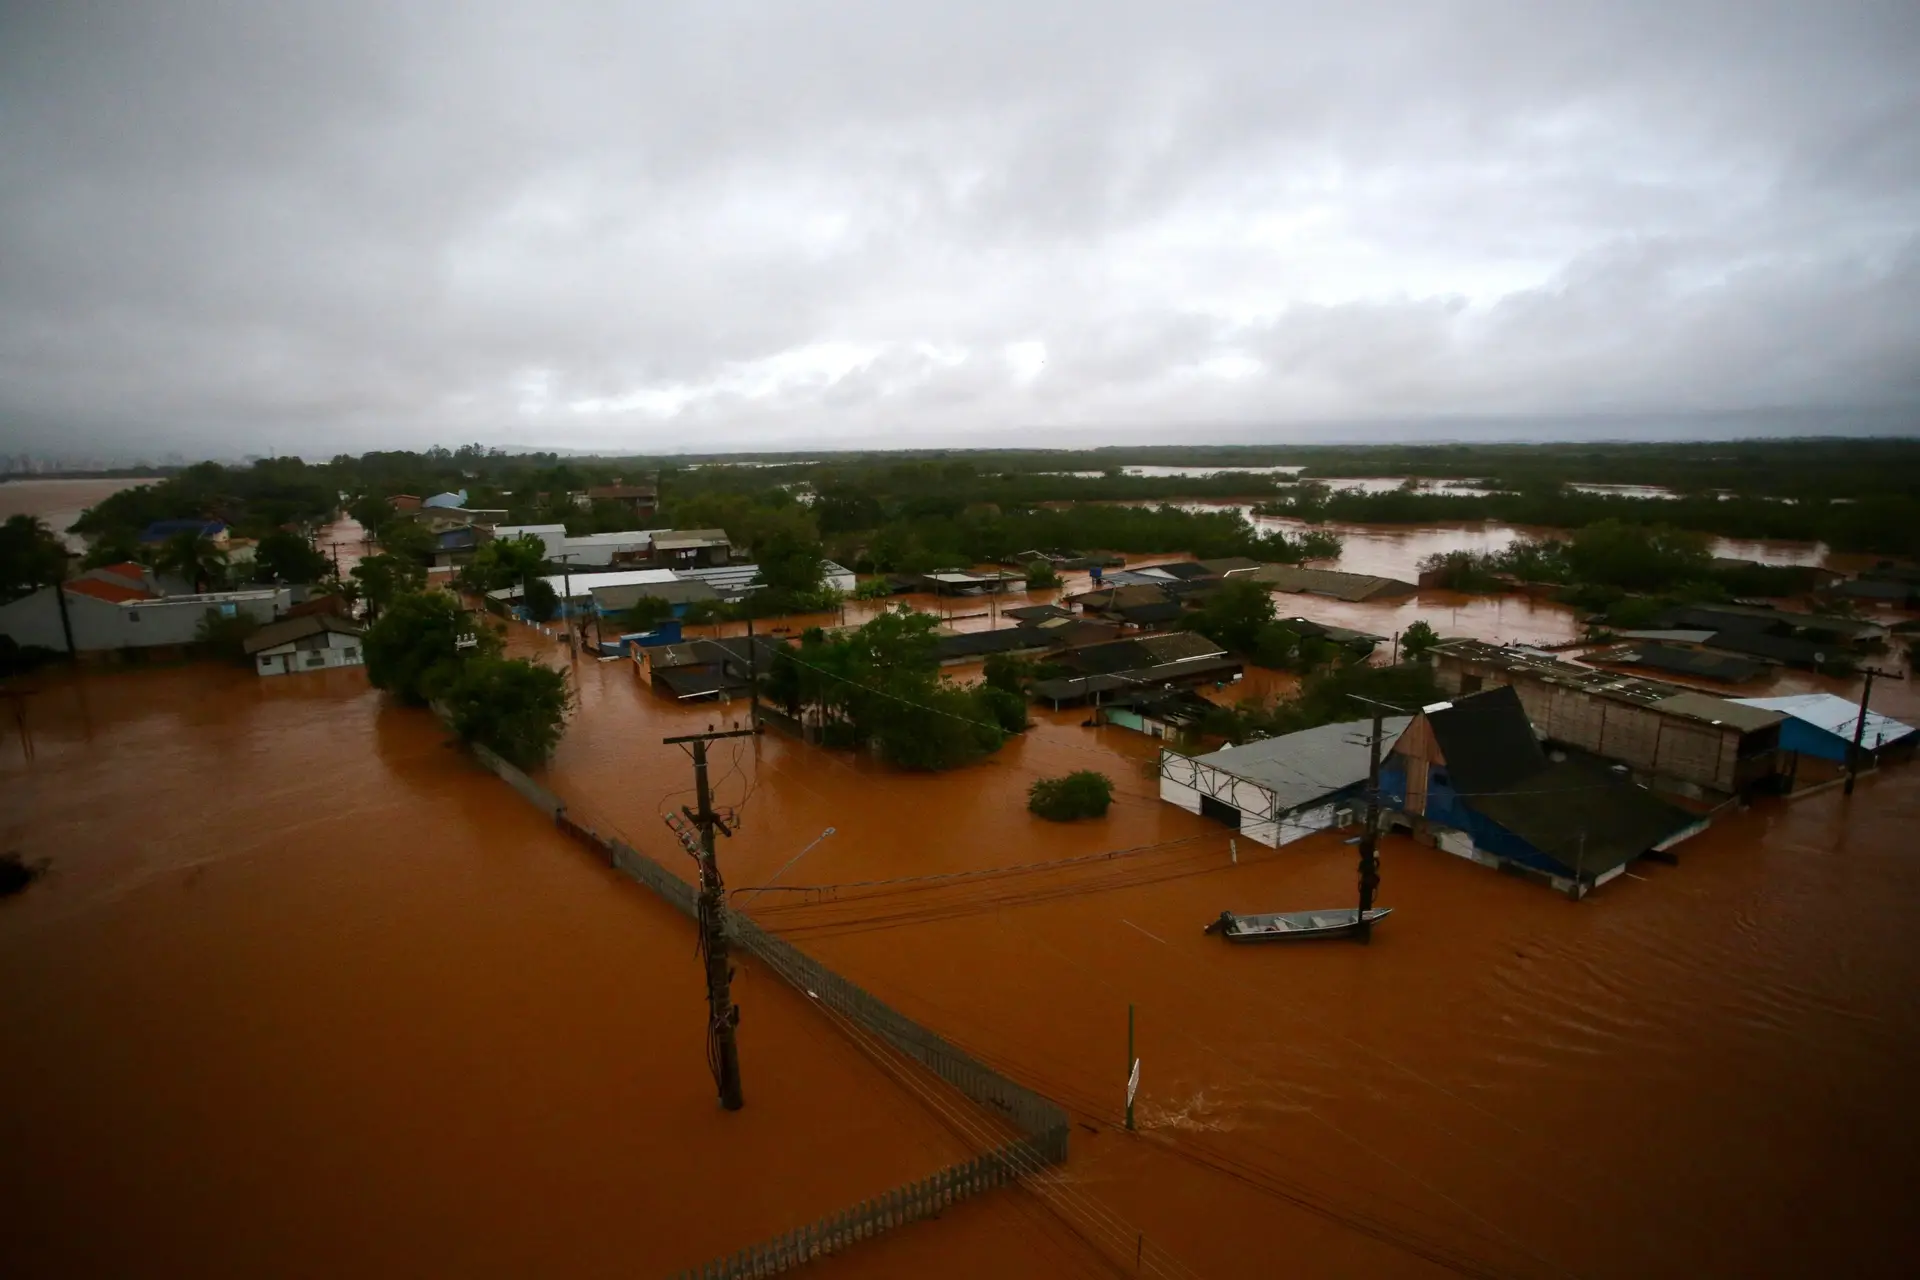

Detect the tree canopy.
[{"left": 0, "top": 515, "right": 68, "bottom": 603}]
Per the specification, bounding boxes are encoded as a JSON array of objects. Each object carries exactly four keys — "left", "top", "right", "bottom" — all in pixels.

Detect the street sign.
[{"left": 1126, "top": 1058, "right": 1141, "bottom": 1108}]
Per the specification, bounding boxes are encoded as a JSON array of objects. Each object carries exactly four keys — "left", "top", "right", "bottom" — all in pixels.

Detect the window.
[
  {"left": 343, "top": 646, "right": 359, "bottom": 660},
  {"left": 127, "top": 610, "right": 140, "bottom": 623}
]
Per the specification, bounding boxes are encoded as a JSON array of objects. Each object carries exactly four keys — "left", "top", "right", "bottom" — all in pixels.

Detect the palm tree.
[{"left": 159, "top": 531, "right": 229, "bottom": 594}]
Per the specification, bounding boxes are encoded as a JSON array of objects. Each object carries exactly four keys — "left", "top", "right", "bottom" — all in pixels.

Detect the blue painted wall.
[{"left": 1380, "top": 756, "right": 1574, "bottom": 877}]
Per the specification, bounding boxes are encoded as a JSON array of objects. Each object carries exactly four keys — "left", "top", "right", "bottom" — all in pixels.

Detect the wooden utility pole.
[
  {"left": 664, "top": 724, "right": 760, "bottom": 1110},
  {"left": 1846, "top": 667, "right": 1904, "bottom": 796},
  {"left": 552, "top": 552, "right": 579, "bottom": 659},
  {"left": 1348, "top": 695, "right": 1401, "bottom": 943}
]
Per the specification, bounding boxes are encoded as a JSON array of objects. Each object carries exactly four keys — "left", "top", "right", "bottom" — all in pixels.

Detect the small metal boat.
[{"left": 1204, "top": 907, "right": 1392, "bottom": 943}]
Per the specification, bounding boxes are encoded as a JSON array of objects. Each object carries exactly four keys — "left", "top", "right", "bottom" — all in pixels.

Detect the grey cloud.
[{"left": 1, "top": 0, "right": 1916, "bottom": 457}]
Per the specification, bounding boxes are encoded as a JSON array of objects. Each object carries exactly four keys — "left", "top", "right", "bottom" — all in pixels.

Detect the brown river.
[{"left": 4, "top": 497, "right": 1918, "bottom": 1277}]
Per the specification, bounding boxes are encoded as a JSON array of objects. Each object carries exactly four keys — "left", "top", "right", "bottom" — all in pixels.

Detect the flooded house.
[
  {"left": 1380, "top": 686, "right": 1709, "bottom": 896},
  {"left": 1244, "top": 564, "right": 1417, "bottom": 602},
  {"left": 1159, "top": 716, "right": 1411, "bottom": 846},
  {"left": 1731, "top": 694, "right": 1917, "bottom": 767},
  {"left": 245, "top": 614, "right": 366, "bottom": 676},
  {"left": 1429, "top": 640, "right": 1787, "bottom": 798},
  {"left": 1029, "top": 632, "right": 1240, "bottom": 708}
]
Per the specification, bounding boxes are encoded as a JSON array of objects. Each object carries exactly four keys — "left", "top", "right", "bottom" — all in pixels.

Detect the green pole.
[{"left": 1126, "top": 1003, "right": 1135, "bottom": 1132}]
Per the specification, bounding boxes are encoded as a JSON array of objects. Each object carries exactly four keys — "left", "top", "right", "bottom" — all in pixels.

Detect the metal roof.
[
  {"left": 1650, "top": 692, "right": 1785, "bottom": 733},
  {"left": 1732, "top": 693, "right": 1915, "bottom": 747},
  {"left": 1190, "top": 717, "right": 1413, "bottom": 813}
]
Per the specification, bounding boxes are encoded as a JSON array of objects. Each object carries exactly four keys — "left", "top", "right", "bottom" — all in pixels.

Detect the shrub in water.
[{"left": 1028, "top": 770, "right": 1114, "bottom": 821}]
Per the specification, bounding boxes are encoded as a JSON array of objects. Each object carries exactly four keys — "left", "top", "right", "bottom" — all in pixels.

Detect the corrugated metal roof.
[
  {"left": 1190, "top": 716, "right": 1413, "bottom": 813},
  {"left": 1651, "top": 692, "right": 1785, "bottom": 733},
  {"left": 1732, "top": 694, "right": 1915, "bottom": 746}
]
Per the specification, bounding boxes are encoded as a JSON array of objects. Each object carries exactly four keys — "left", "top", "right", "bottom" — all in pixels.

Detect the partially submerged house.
[
  {"left": 1584, "top": 641, "right": 1768, "bottom": 684},
  {"left": 1029, "top": 632, "right": 1241, "bottom": 707},
  {"left": 932, "top": 627, "right": 1058, "bottom": 665},
  {"left": 245, "top": 614, "right": 365, "bottom": 676},
  {"left": 1380, "top": 686, "right": 1708, "bottom": 896},
  {"left": 1099, "top": 687, "right": 1219, "bottom": 740},
  {"left": 588, "top": 579, "right": 722, "bottom": 619},
  {"left": 1245, "top": 564, "right": 1417, "bottom": 602},
  {"left": 644, "top": 636, "right": 786, "bottom": 701},
  {"left": 1731, "top": 694, "right": 1917, "bottom": 765},
  {"left": 1429, "top": 640, "right": 1786, "bottom": 798},
  {"left": 1159, "top": 716, "right": 1412, "bottom": 847}
]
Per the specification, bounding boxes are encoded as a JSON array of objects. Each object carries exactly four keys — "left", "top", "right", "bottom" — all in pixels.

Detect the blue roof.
[
  {"left": 139, "top": 519, "right": 226, "bottom": 543},
  {"left": 421, "top": 490, "right": 468, "bottom": 509}
]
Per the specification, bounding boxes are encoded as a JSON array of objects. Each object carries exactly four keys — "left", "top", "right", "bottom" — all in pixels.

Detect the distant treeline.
[
  {"left": 54, "top": 438, "right": 1920, "bottom": 562},
  {"left": 1254, "top": 482, "right": 1920, "bottom": 558}
]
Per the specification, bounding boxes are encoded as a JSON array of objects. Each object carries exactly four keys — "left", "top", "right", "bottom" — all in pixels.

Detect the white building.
[
  {"left": 1158, "top": 716, "right": 1412, "bottom": 848},
  {"left": 492, "top": 524, "right": 665, "bottom": 566},
  {"left": 244, "top": 615, "right": 367, "bottom": 676}
]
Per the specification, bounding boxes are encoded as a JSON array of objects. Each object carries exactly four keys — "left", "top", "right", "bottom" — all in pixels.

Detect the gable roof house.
[
  {"left": 1379, "top": 686, "right": 1708, "bottom": 896},
  {"left": 1160, "top": 716, "right": 1412, "bottom": 847},
  {"left": 244, "top": 615, "right": 366, "bottom": 677}
]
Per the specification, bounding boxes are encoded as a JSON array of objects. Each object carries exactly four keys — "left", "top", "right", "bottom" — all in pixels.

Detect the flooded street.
[{"left": 3, "top": 505, "right": 1917, "bottom": 1277}]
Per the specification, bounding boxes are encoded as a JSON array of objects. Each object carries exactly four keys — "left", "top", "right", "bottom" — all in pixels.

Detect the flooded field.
[
  {"left": 517, "top": 599, "right": 1918, "bottom": 1277},
  {"left": 5, "top": 509, "right": 1917, "bottom": 1277},
  {"left": 0, "top": 476, "right": 153, "bottom": 552},
  {"left": 0, "top": 663, "right": 1042, "bottom": 1278}
]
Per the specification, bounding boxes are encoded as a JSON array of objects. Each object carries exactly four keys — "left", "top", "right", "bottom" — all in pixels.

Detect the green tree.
[
  {"left": 441, "top": 655, "right": 572, "bottom": 769},
  {"left": 524, "top": 577, "right": 561, "bottom": 622},
  {"left": 158, "top": 531, "right": 229, "bottom": 593},
  {"left": 977, "top": 685, "right": 1029, "bottom": 734},
  {"left": 1565, "top": 521, "right": 1711, "bottom": 593},
  {"left": 376, "top": 517, "right": 435, "bottom": 563},
  {"left": 80, "top": 533, "right": 144, "bottom": 572},
  {"left": 352, "top": 553, "right": 426, "bottom": 620},
  {"left": 347, "top": 493, "right": 392, "bottom": 537},
  {"left": 982, "top": 653, "right": 1034, "bottom": 694},
  {"left": 1028, "top": 771, "right": 1114, "bottom": 821},
  {"left": 620, "top": 594, "right": 675, "bottom": 632},
  {"left": 362, "top": 590, "right": 499, "bottom": 705},
  {"left": 253, "top": 530, "right": 330, "bottom": 584},
  {"left": 1025, "top": 559, "right": 1062, "bottom": 588},
  {"left": 751, "top": 508, "right": 827, "bottom": 597},
  {"left": 1400, "top": 619, "right": 1440, "bottom": 660},
  {"left": 1184, "top": 578, "right": 1277, "bottom": 655},
  {"left": 0, "top": 515, "right": 69, "bottom": 603},
  {"left": 461, "top": 533, "right": 548, "bottom": 593}
]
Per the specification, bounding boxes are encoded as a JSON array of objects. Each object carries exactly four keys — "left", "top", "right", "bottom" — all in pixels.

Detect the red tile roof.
[
  {"left": 66, "top": 578, "right": 156, "bottom": 604},
  {"left": 96, "top": 562, "right": 148, "bottom": 581}
]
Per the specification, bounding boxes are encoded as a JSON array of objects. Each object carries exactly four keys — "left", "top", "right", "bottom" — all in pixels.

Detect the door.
[{"left": 1199, "top": 794, "right": 1241, "bottom": 829}]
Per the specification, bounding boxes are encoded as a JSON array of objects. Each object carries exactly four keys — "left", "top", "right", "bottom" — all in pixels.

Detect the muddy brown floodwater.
[{"left": 5, "top": 521, "right": 1918, "bottom": 1277}]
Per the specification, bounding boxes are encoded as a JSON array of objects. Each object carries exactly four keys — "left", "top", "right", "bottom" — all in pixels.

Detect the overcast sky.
[{"left": 2, "top": 1, "right": 1916, "bottom": 457}]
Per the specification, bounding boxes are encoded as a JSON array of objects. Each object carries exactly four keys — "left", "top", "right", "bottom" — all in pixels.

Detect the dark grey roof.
[
  {"left": 1592, "top": 642, "right": 1767, "bottom": 683},
  {"left": 934, "top": 628, "right": 1057, "bottom": 660},
  {"left": 1196, "top": 557, "right": 1265, "bottom": 575},
  {"left": 1003, "top": 604, "right": 1073, "bottom": 622},
  {"left": 243, "top": 613, "right": 364, "bottom": 654},
  {"left": 1029, "top": 654, "right": 1243, "bottom": 702},
  {"left": 1701, "top": 629, "right": 1826, "bottom": 665},
  {"left": 1190, "top": 716, "right": 1413, "bottom": 813},
  {"left": 1117, "top": 599, "right": 1185, "bottom": 625},
  {"left": 1470, "top": 760, "right": 1702, "bottom": 876},
  {"left": 654, "top": 665, "right": 732, "bottom": 699},
  {"left": 1141, "top": 561, "right": 1214, "bottom": 580},
  {"left": 1133, "top": 631, "right": 1227, "bottom": 663},
  {"left": 1421, "top": 685, "right": 1546, "bottom": 795}
]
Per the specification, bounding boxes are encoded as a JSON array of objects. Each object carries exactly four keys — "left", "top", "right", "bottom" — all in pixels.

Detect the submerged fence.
[{"left": 461, "top": 740, "right": 1069, "bottom": 1278}]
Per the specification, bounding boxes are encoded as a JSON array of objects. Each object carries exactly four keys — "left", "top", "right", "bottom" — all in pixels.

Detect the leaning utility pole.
[
  {"left": 1348, "top": 695, "right": 1399, "bottom": 943},
  {"left": 552, "top": 552, "right": 579, "bottom": 659},
  {"left": 1845, "top": 666, "right": 1905, "bottom": 797},
  {"left": 664, "top": 724, "right": 760, "bottom": 1110}
]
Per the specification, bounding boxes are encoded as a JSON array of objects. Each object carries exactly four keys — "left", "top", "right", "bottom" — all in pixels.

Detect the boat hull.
[{"left": 1207, "top": 907, "right": 1393, "bottom": 943}]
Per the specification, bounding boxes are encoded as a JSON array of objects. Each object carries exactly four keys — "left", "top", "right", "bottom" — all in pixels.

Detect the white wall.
[
  {"left": 0, "top": 588, "right": 68, "bottom": 651},
  {"left": 0, "top": 587, "right": 291, "bottom": 652},
  {"left": 256, "top": 630, "right": 363, "bottom": 676}
]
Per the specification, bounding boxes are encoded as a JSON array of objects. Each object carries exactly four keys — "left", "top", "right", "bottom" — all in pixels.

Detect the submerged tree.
[
  {"left": 441, "top": 656, "right": 573, "bottom": 770},
  {"left": 362, "top": 590, "right": 498, "bottom": 705},
  {"left": 1028, "top": 771, "right": 1115, "bottom": 821}
]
